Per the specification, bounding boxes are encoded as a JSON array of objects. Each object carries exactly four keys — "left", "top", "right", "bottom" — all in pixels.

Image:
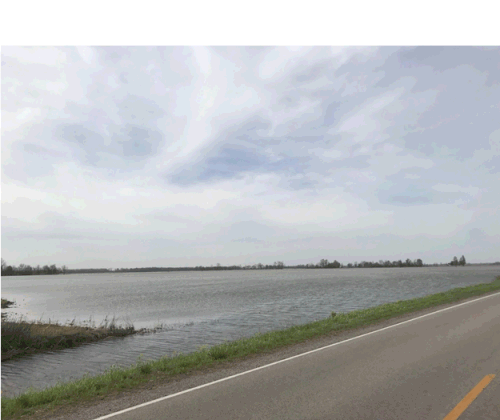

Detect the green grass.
[
  {"left": 1, "top": 315, "right": 136, "bottom": 361},
  {"left": 2, "top": 276, "right": 500, "bottom": 419}
]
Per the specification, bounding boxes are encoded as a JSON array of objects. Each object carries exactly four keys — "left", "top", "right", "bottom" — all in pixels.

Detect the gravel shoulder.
[{"left": 21, "top": 289, "right": 500, "bottom": 420}]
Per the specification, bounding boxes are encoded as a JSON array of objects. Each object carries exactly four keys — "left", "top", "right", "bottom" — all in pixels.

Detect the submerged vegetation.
[
  {"left": 1, "top": 315, "right": 137, "bottom": 361},
  {"left": 2, "top": 275, "right": 499, "bottom": 419},
  {"left": 2, "top": 298, "right": 15, "bottom": 309},
  {"left": 1, "top": 298, "right": 15, "bottom": 321}
]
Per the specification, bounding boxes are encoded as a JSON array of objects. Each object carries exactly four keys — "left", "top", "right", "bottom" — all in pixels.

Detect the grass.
[
  {"left": 1, "top": 298, "right": 15, "bottom": 321},
  {"left": 2, "top": 276, "right": 500, "bottom": 419},
  {"left": 2, "top": 298, "right": 15, "bottom": 309},
  {"left": 1, "top": 314, "right": 137, "bottom": 361}
]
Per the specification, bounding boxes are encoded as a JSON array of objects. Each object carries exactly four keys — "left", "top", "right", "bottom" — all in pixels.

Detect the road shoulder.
[{"left": 23, "top": 290, "right": 500, "bottom": 420}]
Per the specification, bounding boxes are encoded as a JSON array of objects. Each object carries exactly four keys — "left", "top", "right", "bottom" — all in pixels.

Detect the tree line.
[
  {"left": 1, "top": 256, "right": 468, "bottom": 276},
  {"left": 1, "top": 259, "right": 67, "bottom": 276},
  {"left": 294, "top": 258, "right": 424, "bottom": 269},
  {"left": 115, "top": 261, "right": 286, "bottom": 272},
  {"left": 295, "top": 256, "right": 468, "bottom": 269}
]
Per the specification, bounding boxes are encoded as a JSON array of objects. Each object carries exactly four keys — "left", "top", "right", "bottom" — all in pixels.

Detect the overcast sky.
[{"left": 1, "top": 46, "right": 499, "bottom": 268}]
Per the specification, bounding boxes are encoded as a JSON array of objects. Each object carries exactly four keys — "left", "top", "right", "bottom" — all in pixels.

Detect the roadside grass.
[
  {"left": 1, "top": 315, "right": 136, "bottom": 361},
  {"left": 2, "top": 276, "right": 500, "bottom": 419}
]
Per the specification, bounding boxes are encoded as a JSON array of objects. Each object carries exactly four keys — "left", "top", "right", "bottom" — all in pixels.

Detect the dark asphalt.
[{"left": 95, "top": 292, "right": 500, "bottom": 420}]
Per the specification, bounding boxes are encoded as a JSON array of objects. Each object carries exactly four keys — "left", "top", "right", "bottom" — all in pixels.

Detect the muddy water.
[{"left": 1, "top": 266, "right": 498, "bottom": 397}]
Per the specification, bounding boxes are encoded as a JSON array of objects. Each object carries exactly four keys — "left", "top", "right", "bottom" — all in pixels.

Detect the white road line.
[{"left": 93, "top": 291, "right": 500, "bottom": 420}]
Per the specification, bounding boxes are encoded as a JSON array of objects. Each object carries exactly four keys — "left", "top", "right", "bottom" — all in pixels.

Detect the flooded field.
[{"left": 2, "top": 265, "right": 499, "bottom": 397}]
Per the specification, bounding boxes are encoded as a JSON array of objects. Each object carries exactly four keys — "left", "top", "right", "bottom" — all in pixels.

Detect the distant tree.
[
  {"left": 450, "top": 256, "right": 459, "bottom": 266},
  {"left": 459, "top": 255, "right": 466, "bottom": 266},
  {"left": 17, "top": 264, "right": 33, "bottom": 275},
  {"left": 326, "top": 260, "right": 341, "bottom": 268},
  {"left": 319, "top": 259, "right": 328, "bottom": 268},
  {"left": 405, "top": 258, "right": 413, "bottom": 267},
  {"left": 416, "top": 259, "right": 423, "bottom": 267},
  {"left": 1, "top": 258, "right": 6, "bottom": 272}
]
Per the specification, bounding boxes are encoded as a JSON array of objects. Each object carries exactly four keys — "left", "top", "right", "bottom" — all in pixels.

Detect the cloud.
[{"left": 2, "top": 46, "right": 499, "bottom": 267}]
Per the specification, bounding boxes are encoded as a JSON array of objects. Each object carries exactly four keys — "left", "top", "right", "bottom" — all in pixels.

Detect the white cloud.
[
  {"left": 333, "top": 84, "right": 409, "bottom": 145},
  {"left": 489, "top": 128, "right": 500, "bottom": 154},
  {"left": 2, "top": 46, "right": 499, "bottom": 267},
  {"left": 258, "top": 47, "right": 311, "bottom": 80},
  {"left": 76, "top": 46, "right": 97, "bottom": 66},
  {"left": 191, "top": 46, "right": 212, "bottom": 77},
  {"left": 431, "top": 184, "right": 481, "bottom": 195},
  {"left": 2, "top": 46, "right": 67, "bottom": 66}
]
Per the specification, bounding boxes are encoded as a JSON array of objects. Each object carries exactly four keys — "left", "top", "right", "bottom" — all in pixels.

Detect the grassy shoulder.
[
  {"left": 2, "top": 276, "right": 500, "bottom": 419},
  {"left": 1, "top": 314, "right": 139, "bottom": 362}
]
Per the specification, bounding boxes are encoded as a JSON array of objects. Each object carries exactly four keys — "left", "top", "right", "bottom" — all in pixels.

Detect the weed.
[{"left": 208, "top": 345, "right": 230, "bottom": 360}]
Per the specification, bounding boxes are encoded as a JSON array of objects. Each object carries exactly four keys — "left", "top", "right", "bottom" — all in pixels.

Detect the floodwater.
[{"left": 1, "top": 266, "right": 499, "bottom": 397}]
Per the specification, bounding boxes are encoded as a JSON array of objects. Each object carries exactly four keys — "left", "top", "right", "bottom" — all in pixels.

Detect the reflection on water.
[{"left": 1, "top": 266, "right": 498, "bottom": 397}]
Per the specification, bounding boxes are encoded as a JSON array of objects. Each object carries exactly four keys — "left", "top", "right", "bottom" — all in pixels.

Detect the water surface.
[{"left": 2, "top": 266, "right": 498, "bottom": 397}]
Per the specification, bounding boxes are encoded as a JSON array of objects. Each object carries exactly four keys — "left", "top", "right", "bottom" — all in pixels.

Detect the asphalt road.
[{"left": 96, "top": 293, "right": 500, "bottom": 420}]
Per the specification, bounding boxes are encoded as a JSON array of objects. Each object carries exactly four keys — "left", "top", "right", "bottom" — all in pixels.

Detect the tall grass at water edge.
[
  {"left": 1, "top": 314, "right": 136, "bottom": 361},
  {"left": 1, "top": 276, "right": 500, "bottom": 419}
]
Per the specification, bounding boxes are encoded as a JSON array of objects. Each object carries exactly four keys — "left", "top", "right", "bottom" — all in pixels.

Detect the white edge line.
[{"left": 93, "top": 290, "right": 500, "bottom": 420}]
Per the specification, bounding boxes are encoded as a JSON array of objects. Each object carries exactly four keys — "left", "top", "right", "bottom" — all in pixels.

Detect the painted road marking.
[
  {"left": 93, "top": 291, "right": 500, "bottom": 420},
  {"left": 443, "top": 374, "right": 496, "bottom": 420}
]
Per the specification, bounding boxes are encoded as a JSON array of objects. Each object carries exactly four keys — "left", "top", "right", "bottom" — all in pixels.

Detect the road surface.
[{"left": 92, "top": 291, "right": 499, "bottom": 420}]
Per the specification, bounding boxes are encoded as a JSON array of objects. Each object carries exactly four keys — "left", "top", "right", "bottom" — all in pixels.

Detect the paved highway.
[{"left": 95, "top": 292, "right": 500, "bottom": 420}]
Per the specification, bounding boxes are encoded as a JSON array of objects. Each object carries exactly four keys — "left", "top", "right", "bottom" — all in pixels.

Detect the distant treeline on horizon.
[{"left": 2, "top": 256, "right": 496, "bottom": 277}]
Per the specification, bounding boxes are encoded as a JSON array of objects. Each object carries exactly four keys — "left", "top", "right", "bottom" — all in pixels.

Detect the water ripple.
[{"left": 1, "top": 266, "right": 498, "bottom": 397}]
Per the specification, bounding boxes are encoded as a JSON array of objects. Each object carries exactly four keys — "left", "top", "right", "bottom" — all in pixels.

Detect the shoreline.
[
  {"left": 1, "top": 309, "right": 158, "bottom": 362},
  {"left": 2, "top": 275, "right": 500, "bottom": 419}
]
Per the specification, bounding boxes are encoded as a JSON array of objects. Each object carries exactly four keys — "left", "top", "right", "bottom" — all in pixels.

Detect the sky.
[{"left": 1, "top": 45, "right": 499, "bottom": 268}]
